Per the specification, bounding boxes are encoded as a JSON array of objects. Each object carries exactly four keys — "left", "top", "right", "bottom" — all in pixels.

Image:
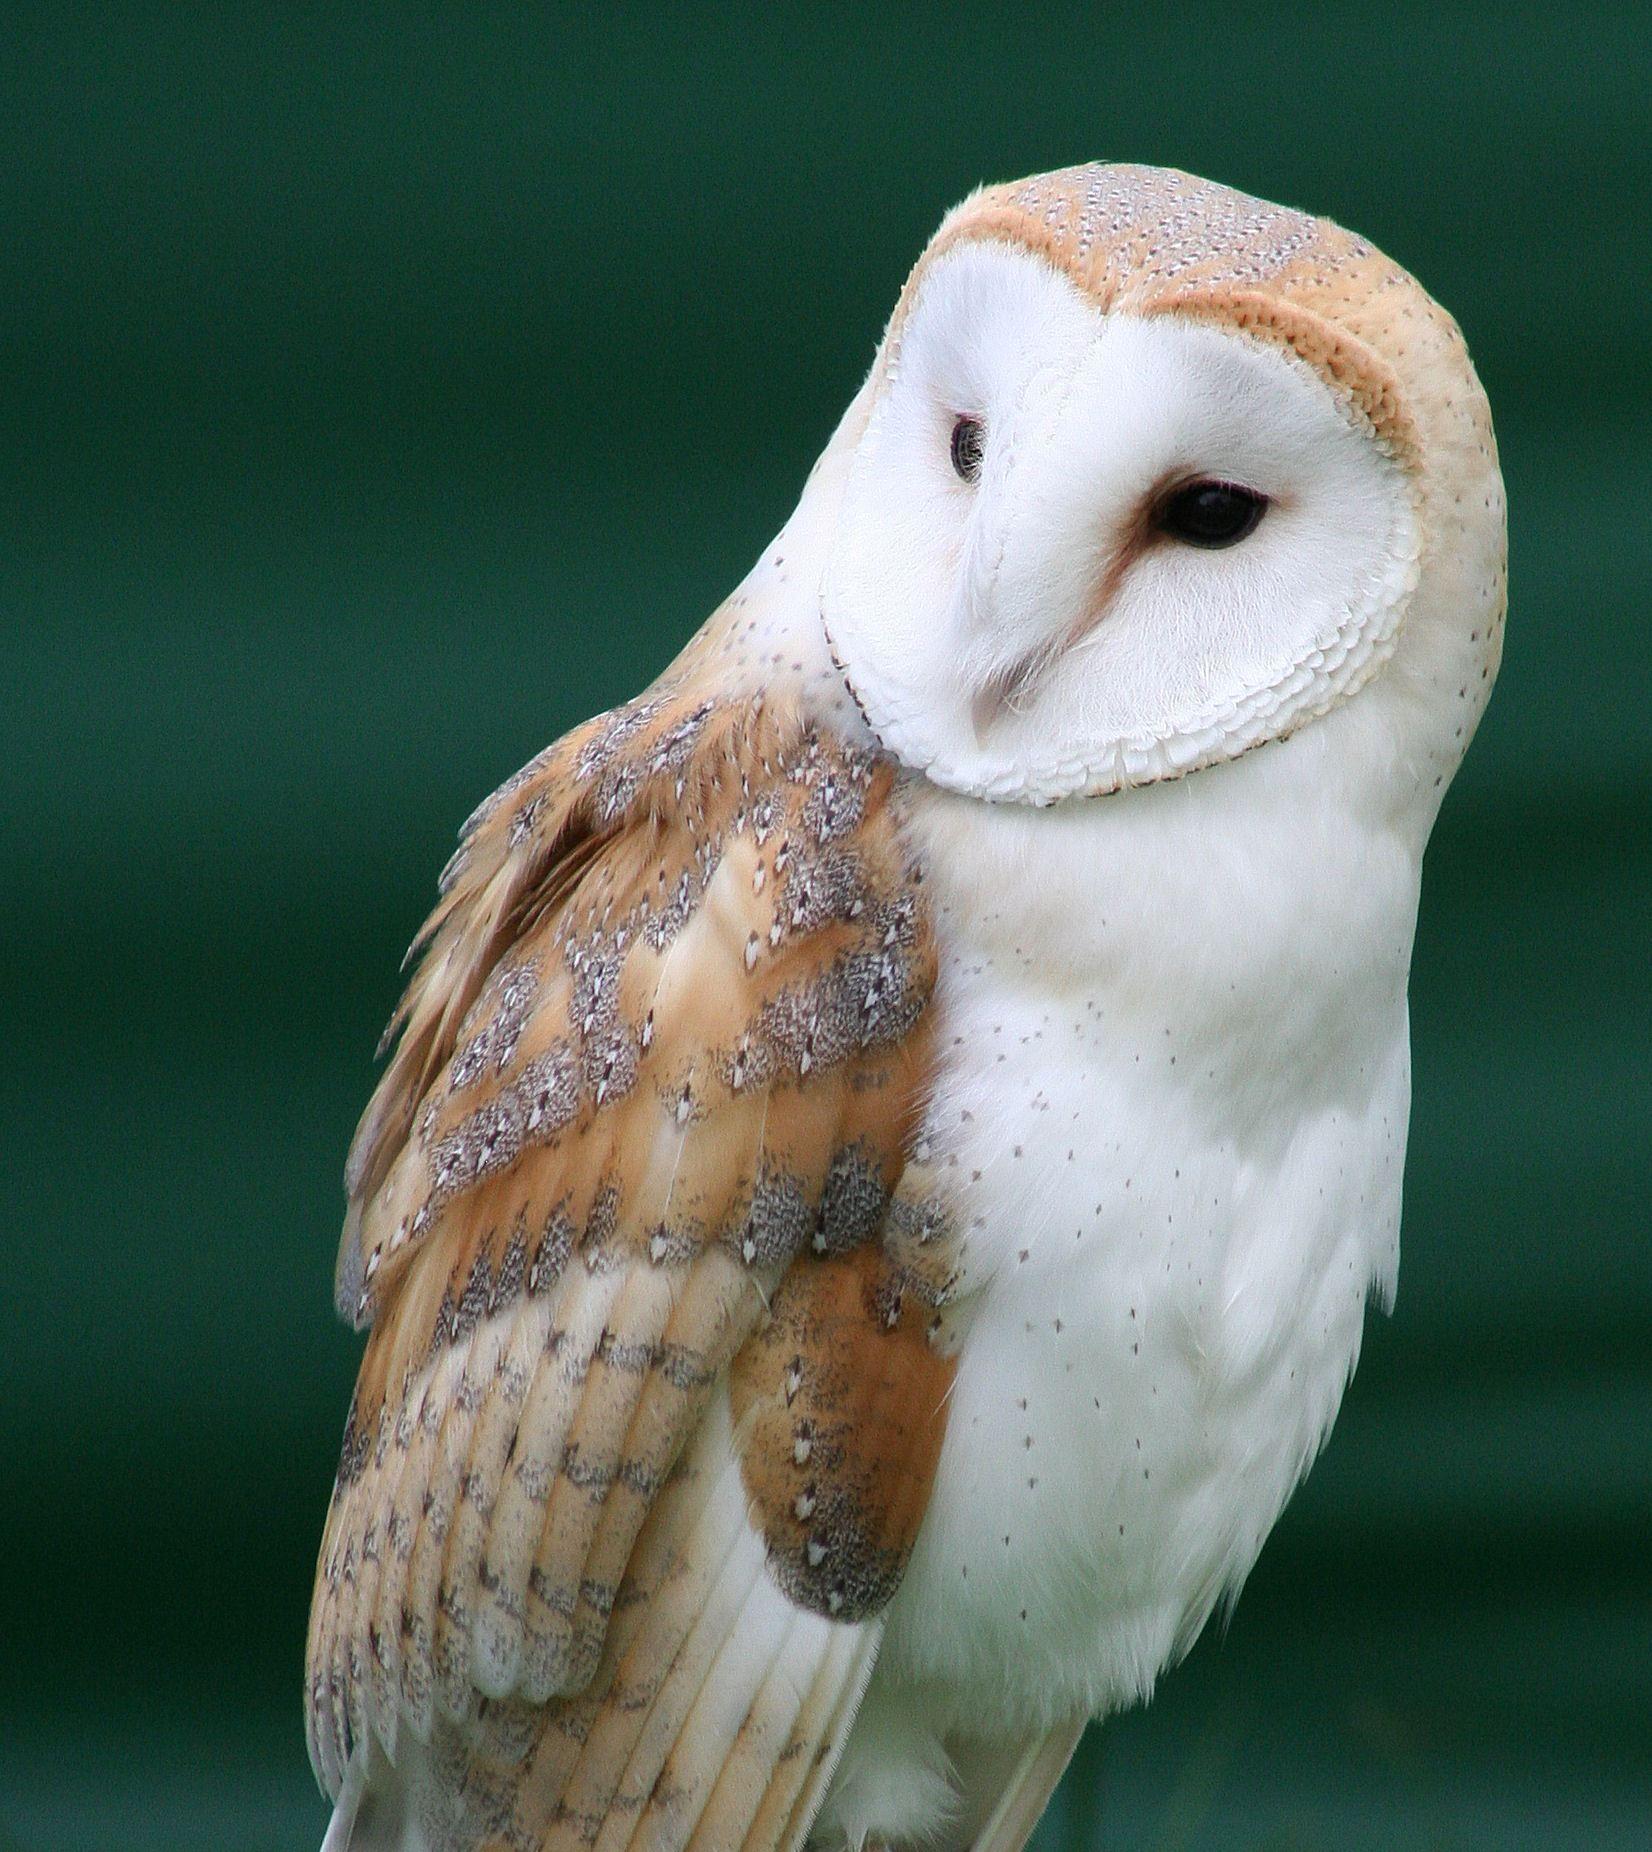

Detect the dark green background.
[{"left": 4, "top": 6, "right": 1648, "bottom": 1848}]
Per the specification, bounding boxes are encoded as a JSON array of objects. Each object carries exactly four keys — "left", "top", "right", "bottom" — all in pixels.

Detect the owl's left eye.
[
  {"left": 1155, "top": 478, "right": 1269, "bottom": 548},
  {"left": 950, "top": 416, "right": 985, "bottom": 483}
]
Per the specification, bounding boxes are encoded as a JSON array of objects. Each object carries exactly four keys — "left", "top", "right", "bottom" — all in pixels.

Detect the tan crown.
[{"left": 888, "top": 163, "right": 1495, "bottom": 484}]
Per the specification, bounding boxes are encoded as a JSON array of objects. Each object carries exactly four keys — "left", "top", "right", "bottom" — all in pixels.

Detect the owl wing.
[
  {"left": 306, "top": 679, "right": 957, "bottom": 1852},
  {"left": 966, "top": 1720, "right": 1088, "bottom": 1852}
]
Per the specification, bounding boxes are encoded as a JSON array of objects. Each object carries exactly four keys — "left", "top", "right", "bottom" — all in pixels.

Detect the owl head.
[{"left": 819, "top": 165, "right": 1505, "bottom": 809}]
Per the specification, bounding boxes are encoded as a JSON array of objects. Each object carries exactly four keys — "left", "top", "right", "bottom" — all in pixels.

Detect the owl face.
[{"left": 820, "top": 169, "right": 1503, "bottom": 808}]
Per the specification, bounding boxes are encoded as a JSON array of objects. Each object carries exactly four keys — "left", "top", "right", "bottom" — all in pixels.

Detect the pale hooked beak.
[{"left": 966, "top": 523, "right": 1147, "bottom": 746}]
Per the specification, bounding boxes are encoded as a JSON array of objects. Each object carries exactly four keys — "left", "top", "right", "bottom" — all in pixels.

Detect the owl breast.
[{"left": 871, "top": 734, "right": 1419, "bottom": 1738}]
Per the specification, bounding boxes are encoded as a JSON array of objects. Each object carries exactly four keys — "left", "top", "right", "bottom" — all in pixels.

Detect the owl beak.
[
  {"left": 970, "top": 649, "right": 1051, "bottom": 742},
  {"left": 968, "top": 530, "right": 1141, "bottom": 745}
]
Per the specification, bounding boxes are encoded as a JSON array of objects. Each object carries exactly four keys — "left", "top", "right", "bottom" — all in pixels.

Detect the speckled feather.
[{"left": 306, "top": 671, "right": 952, "bottom": 1846}]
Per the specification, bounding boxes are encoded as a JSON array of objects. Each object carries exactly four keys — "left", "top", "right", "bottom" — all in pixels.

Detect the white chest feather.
[{"left": 878, "top": 725, "right": 1421, "bottom": 1737}]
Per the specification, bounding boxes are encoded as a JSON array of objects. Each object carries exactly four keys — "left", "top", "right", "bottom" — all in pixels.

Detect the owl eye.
[
  {"left": 1156, "top": 479, "right": 1268, "bottom": 549},
  {"left": 950, "top": 416, "right": 985, "bottom": 483}
]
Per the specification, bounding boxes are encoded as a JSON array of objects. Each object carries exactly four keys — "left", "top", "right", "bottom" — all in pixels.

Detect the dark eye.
[
  {"left": 950, "top": 415, "right": 985, "bottom": 483},
  {"left": 1156, "top": 478, "right": 1268, "bottom": 548}
]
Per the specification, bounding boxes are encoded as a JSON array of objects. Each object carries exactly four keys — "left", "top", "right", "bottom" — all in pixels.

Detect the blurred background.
[{"left": 3, "top": 5, "right": 1648, "bottom": 1848}]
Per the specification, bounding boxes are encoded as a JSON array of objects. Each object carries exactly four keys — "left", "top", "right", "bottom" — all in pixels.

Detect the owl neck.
[{"left": 899, "top": 703, "right": 1427, "bottom": 1135}]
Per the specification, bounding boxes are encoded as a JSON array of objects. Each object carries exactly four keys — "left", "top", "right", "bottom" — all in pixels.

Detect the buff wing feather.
[{"left": 306, "top": 676, "right": 957, "bottom": 1849}]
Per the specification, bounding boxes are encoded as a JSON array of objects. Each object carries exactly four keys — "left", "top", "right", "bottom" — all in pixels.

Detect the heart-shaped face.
[
  {"left": 824, "top": 238, "right": 1421, "bottom": 803},
  {"left": 809, "top": 165, "right": 1503, "bottom": 813}
]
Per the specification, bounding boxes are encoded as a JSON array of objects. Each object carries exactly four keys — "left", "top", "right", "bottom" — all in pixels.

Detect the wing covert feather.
[{"left": 308, "top": 681, "right": 958, "bottom": 1848}]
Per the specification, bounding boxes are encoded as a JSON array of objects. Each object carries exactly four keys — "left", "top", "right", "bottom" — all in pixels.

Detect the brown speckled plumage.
[
  {"left": 306, "top": 670, "right": 951, "bottom": 1845},
  {"left": 731, "top": 1245, "right": 955, "bottom": 1624}
]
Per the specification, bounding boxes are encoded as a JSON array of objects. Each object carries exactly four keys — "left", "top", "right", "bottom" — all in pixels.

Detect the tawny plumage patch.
[
  {"left": 306, "top": 669, "right": 946, "bottom": 1844},
  {"left": 731, "top": 1245, "right": 955, "bottom": 1623},
  {"left": 899, "top": 163, "right": 1430, "bottom": 463}
]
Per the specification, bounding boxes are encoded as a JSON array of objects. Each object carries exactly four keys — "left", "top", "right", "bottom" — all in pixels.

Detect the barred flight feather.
[{"left": 307, "top": 673, "right": 957, "bottom": 1849}]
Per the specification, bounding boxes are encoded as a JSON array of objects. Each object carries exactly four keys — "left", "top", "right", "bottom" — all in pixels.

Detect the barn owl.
[{"left": 307, "top": 163, "right": 1505, "bottom": 1851}]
